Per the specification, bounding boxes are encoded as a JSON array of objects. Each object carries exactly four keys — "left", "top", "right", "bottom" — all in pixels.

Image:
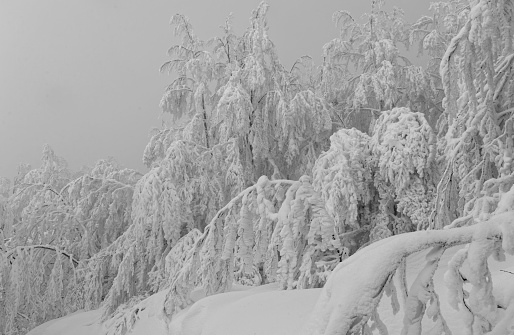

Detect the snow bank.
[
  {"left": 25, "top": 309, "right": 102, "bottom": 335},
  {"left": 194, "top": 287, "right": 320, "bottom": 335}
]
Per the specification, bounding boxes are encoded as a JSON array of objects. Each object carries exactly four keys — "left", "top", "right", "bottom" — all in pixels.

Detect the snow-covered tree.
[
  {"left": 370, "top": 107, "right": 437, "bottom": 233},
  {"left": 408, "top": 0, "right": 469, "bottom": 126},
  {"left": 312, "top": 108, "right": 437, "bottom": 250},
  {"left": 8, "top": 155, "right": 139, "bottom": 259},
  {"left": 7, "top": 145, "right": 72, "bottom": 247},
  {"left": 96, "top": 139, "right": 243, "bottom": 318},
  {"left": 10, "top": 1, "right": 514, "bottom": 335},
  {"left": 312, "top": 128, "right": 375, "bottom": 253},
  {"left": 155, "top": 2, "right": 333, "bottom": 182},
  {"left": 321, "top": 0, "right": 441, "bottom": 131},
  {"left": 164, "top": 175, "right": 342, "bottom": 314},
  {"left": 0, "top": 150, "right": 140, "bottom": 335},
  {"left": 433, "top": 0, "right": 514, "bottom": 229},
  {"left": 96, "top": 1, "right": 337, "bottom": 319}
]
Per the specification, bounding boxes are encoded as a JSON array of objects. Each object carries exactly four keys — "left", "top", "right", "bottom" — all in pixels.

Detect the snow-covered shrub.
[{"left": 370, "top": 107, "right": 437, "bottom": 234}]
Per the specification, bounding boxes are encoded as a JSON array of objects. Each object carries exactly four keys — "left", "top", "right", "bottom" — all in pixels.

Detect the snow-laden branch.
[
  {"left": 5, "top": 244, "right": 79, "bottom": 266},
  {"left": 302, "top": 211, "right": 514, "bottom": 335}
]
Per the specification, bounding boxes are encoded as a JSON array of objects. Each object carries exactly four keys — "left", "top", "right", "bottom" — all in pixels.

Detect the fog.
[{"left": 0, "top": 0, "right": 424, "bottom": 178}]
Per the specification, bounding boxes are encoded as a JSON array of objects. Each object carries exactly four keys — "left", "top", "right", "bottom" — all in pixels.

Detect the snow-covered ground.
[
  {"left": 25, "top": 309, "right": 103, "bottom": 335},
  {"left": 27, "top": 244, "right": 514, "bottom": 335}
]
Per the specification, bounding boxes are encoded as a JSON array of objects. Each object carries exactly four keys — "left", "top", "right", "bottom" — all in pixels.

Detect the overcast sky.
[{"left": 0, "top": 0, "right": 427, "bottom": 179}]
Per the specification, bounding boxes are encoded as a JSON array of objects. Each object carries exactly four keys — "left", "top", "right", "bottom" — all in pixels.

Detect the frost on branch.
[
  {"left": 370, "top": 107, "right": 437, "bottom": 233},
  {"left": 165, "top": 175, "right": 341, "bottom": 314}
]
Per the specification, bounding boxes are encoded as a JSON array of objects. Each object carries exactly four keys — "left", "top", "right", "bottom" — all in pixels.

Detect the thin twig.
[{"left": 500, "top": 270, "right": 514, "bottom": 275}]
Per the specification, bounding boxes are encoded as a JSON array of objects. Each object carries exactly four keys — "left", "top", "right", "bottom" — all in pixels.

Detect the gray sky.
[{"left": 0, "top": 0, "right": 428, "bottom": 179}]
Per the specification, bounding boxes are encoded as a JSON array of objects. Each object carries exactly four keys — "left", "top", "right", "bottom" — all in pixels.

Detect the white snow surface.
[
  {"left": 28, "top": 247, "right": 514, "bottom": 335},
  {"left": 25, "top": 309, "right": 103, "bottom": 335}
]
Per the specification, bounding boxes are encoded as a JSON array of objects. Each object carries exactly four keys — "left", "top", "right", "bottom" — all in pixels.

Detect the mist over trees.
[{"left": 2, "top": 0, "right": 514, "bottom": 334}]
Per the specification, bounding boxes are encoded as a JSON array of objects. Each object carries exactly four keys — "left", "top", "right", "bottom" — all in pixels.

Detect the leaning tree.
[
  {"left": 0, "top": 149, "right": 140, "bottom": 335},
  {"left": 96, "top": 2, "right": 337, "bottom": 319},
  {"left": 433, "top": 0, "right": 514, "bottom": 229}
]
